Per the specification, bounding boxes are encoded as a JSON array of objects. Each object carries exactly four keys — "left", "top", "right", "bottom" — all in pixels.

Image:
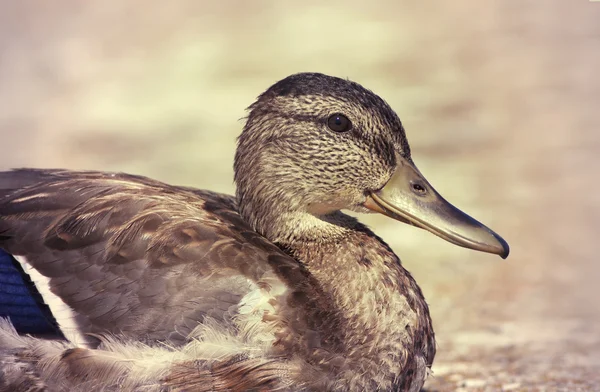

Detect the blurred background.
[{"left": 1, "top": 1, "right": 598, "bottom": 390}]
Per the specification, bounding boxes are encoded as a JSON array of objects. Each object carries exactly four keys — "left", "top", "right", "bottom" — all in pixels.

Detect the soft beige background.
[{"left": 1, "top": 1, "right": 599, "bottom": 390}]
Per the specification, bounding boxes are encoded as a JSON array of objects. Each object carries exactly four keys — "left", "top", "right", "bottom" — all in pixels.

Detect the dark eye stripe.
[{"left": 327, "top": 114, "right": 351, "bottom": 132}]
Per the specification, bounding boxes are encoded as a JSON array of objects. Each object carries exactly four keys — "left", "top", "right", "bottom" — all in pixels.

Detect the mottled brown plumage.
[{"left": 0, "top": 73, "right": 508, "bottom": 391}]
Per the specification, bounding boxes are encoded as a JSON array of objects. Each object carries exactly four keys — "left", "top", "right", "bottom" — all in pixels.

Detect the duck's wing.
[
  {"left": 0, "top": 169, "right": 308, "bottom": 391},
  {"left": 0, "top": 169, "right": 296, "bottom": 345}
]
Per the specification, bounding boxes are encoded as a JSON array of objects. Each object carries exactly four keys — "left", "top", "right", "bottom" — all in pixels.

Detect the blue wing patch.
[{"left": 0, "top": 248, "right": 63, "bottom": 336}]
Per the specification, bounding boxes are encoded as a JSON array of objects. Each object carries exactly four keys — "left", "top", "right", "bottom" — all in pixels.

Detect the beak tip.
[{"left": 495, "top": 233, "right": 510, "bottom": 260}]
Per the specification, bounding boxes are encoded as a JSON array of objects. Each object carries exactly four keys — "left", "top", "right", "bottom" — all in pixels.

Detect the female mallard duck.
[{"left": 0, "top": 73, "right": 508, "bottom": 392}]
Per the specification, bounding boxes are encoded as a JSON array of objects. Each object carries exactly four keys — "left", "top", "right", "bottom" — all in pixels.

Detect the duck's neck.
[
  {"left": 270, "top": 212, "right": 436, "bottom": 390},
  {"left": 237, "top": 195, "right": 344, "bottom": 245}
]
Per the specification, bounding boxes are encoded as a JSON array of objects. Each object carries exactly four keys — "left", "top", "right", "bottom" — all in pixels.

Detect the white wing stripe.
[{"left": 15, "top": 256, "right": 90, "bottom": 347}]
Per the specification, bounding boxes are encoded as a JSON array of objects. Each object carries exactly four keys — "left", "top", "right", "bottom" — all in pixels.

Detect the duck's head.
[{"left": 235, "top": 73, "right": 508, "bottom": 259}]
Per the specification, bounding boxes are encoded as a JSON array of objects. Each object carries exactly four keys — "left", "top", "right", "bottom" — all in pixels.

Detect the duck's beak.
[{"left": 364, "top": 156, "right": 509, "bottom": 259}]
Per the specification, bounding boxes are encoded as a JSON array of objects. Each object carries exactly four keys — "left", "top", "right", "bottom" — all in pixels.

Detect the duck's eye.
[{"left": 327, "top": 114, "right": 351, "bottom": 132}]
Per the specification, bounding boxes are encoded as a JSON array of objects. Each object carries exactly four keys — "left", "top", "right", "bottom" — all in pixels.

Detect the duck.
[{"left": 0, "top": 72, "right": 509, "bottom": 392}]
